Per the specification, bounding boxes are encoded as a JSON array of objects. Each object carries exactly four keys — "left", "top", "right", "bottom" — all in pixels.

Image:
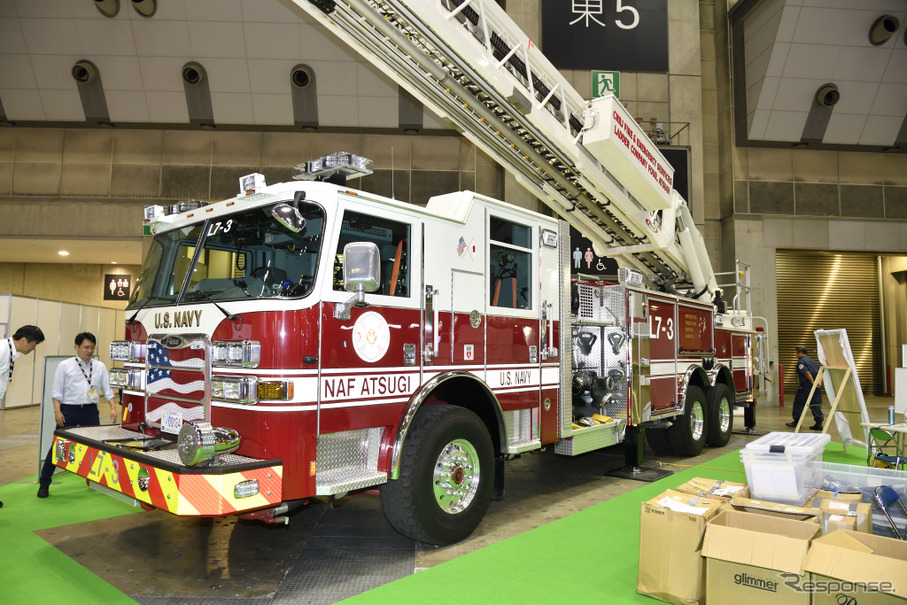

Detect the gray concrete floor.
[{"left": 0, "top": 395, "right": 895, "bottom": 602}]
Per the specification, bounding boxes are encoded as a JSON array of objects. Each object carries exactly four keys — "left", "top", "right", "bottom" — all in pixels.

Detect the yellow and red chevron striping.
[{"left": 52, "top": 435, "right": 282, "bottom": 516}]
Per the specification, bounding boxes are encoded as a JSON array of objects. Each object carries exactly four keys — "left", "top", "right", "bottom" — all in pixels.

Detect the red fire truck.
[{"left": 50, "top": 0, "right": 755, "bottom": 546}]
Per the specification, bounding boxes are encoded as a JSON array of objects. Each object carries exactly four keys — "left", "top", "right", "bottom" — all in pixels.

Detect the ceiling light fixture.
[
  {"left": 58, "top": 250, "right": 70, "bottom": 256},
  {"left": 815, "top": 84, "right": 840, "bottom": 107},
  {"left": 291, "top": 65, "right": 313, "bottom": 89},
  {"left": 869, "top": 15, "right": 899, "bottom": 46},
  {"left": 131, "top": 0, "right": 157, "bottom": 18},
  {"left": 94, "top": 0, "right": 120, "bottom": 18},
  {"left": 72, "top": 60, "right": 99, "bottom": 84}
]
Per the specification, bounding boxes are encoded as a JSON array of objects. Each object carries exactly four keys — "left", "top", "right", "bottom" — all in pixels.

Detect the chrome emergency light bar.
[
  {"left": 143, "top": 153, "right": 374, "bottom": 229},
  {"left": 292, "top": 151, "right": 373, "bottom": 182},
  {"left": 143, "top": 199, "right": 207, "bottom": 221}
]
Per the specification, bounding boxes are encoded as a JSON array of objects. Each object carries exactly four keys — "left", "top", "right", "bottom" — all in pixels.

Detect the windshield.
[{"left": 130, "top": 201, "right": 325, "bottom": 306}]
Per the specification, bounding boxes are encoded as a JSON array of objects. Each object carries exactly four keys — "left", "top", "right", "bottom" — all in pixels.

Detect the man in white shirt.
[
  {"left": 37, "top": 332, "right": 118, "bottom": 499},
  {"left": 0, "top": 325, "right": 45, "bottom": 508}
]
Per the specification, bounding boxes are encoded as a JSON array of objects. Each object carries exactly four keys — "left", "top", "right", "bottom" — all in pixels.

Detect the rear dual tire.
[
  {"left": 705, "top": 383, "right": 734, "bottom": 447},
  {"left": 668, "top": 385, "right": 707, "bottom": 456}
]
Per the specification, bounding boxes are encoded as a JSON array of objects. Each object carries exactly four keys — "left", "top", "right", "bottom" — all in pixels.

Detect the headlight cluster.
[
  {"left": 110, "top": 340, "right": 146, "bottom": 362},
  {"left": 210, "top": 377, "right": 293, "bottom": 405},
  {"left": 109, "top": 368, "right": 145, "bottom": 390},
  {"left": 212, "top": 340, "right": 261, "bottom": 368},
  {"left": 211, "top": 376, "right": 259, "bottom": 404}
]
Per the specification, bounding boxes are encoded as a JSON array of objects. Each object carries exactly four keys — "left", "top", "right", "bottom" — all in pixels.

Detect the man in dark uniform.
[{"left": 786, "top": 346, "right": 824, "bottom": 430}]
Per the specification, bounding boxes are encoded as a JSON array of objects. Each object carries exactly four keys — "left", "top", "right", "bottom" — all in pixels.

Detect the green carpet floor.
[
  {"left": 345, "top": 442, "right": 867, "bottom": 605},
  {"left": 0, "top": 475, "right": 140, "bottom": 605},
  {"left": 0, "top": 443, "right": 868, "bottom": 605}
]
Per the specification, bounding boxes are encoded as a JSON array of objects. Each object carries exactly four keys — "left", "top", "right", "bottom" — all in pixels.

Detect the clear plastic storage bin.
[
  {"left": 807, "top": 460, "right": 907, "bottom": 500},
  {"left": 807, "top": 460, "right": 907, "bottom": 539},
  {"left": 740, "top": 431, "right": 831, "bottom": 505}
]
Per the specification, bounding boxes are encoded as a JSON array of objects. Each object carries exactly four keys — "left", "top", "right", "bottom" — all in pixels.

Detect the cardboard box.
[
  {"left": 701, "top": 509, "right": 820, "bottom": 604},
  {"left": 803, "top": 530, "right": 907, "bottom": 603},
  {"left": 729, "top": 496, "right": 820, "bottom": 523},
  {"left": 808, "top": 488, "right": 863, "bottom": 507},
  {"left": 817, "top": 499, "right": 872, "bottom": 534},
  {"left": 675, "top": 477, "right": 749, "bottom": 501},
  {"left": 637, "top": 489, "right": 727, "bottom": 605}
]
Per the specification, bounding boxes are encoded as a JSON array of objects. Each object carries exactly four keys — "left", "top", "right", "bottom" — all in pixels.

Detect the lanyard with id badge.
[{"left": 77, "top": 358, "right": 98, "bottom": 401}]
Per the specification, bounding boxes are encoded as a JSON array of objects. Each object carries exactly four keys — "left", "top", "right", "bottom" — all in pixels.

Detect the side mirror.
[
  {"left": 272, "top": 203, "right": 307, "bottom": 233},
  {"left": 335, "top": 242, "right": 380, "bottom": 319},
  {"left": 342, "top": 242, "right": 380, "bottom": 293}
]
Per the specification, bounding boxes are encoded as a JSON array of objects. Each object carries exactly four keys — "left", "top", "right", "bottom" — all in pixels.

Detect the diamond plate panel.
[
  {"left": 59, "top": 425, "right": 260, "bottom": 466},
  {"left": 315, "top": 428, "right": 387, "bottom": 495},
  {"left": 553, "top": 419, "right": 626, "bottom": 456},
  {"left": 503, "top": 407, "right": 539, "bottom": 453},
  {"left": 559, "top": 220, "right": 572, "bottom": 438},
  {"left": 572, "top": 284, "right": 630, "bottom": 423}
]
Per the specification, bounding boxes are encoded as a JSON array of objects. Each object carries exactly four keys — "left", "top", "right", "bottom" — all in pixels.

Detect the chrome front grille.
[{"left": 144, "top": 334, "right": 210, "bottom": 427}]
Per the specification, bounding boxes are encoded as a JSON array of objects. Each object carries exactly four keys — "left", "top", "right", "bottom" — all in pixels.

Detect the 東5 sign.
[{"left": 541, "top": 0, "right": 669, "bottom": 72}]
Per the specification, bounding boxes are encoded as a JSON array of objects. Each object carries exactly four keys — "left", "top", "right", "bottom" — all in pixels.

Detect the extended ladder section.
[{"left": 294, "top": 0, "right": 722, "bottom": 304}]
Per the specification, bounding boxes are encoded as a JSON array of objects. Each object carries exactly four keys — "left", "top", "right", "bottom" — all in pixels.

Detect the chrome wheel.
[
  {"left": 433, "top": 438, "right": 480, "bottom": 514},
  {"left": 690, "top": 400, "right": 705, "bottom": 441},
  {"left": 717, "top": 396, "right": 732, "bottom": 433}
]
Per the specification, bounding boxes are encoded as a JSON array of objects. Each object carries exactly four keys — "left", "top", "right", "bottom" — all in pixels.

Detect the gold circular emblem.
[
  {"left": 469, "top": 310, "right": 481, "bottom": 328},
  {"left": 544, "top": 397, "right": 551, "bottom": 411}
]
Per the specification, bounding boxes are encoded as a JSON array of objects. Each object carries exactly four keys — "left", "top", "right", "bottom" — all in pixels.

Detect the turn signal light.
[{"left": 257, "top": 381, "right": 293, "bottom": 401}]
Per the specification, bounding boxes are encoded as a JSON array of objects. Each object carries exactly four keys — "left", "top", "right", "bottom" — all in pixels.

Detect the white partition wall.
[
  {"left": 35, "top": 298, "right": 62, "bottom": 409},
  {"left": 59, "top": 303, "right": 81, "bottom": 353},
  {"left": 0, "top": 294, "right": 124, "bottom": 409},
  {"left": 8, "top": 296, "right": 39, "bottom": 409},
  {"left": 0, "top": 294, "right": 9, "bottom": 350}
]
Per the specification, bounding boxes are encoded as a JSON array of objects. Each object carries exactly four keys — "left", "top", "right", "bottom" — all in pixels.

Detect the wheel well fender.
[
  {"left": 709, "top": 364, "right": 735, "bottom": 392},
  {"left": 679, "top": 365, "right": 710, "bottom": 403},
  {"left": 388, "top": 371, "right": 505, "bottom": 480}
]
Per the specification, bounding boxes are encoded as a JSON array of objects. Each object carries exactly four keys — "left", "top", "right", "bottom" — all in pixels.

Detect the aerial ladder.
[{"left": 293, "top": 0, "right": 725, "bottom": 307}]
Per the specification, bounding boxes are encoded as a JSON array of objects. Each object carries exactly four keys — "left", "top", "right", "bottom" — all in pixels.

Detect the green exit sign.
[{"left": 592, "top": 70, "right": 620, "bottom": 98}]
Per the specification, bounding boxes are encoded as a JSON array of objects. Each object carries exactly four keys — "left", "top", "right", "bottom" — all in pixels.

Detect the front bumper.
[{"left": 52, "top": 425, "right": 283, "bottom": 516}]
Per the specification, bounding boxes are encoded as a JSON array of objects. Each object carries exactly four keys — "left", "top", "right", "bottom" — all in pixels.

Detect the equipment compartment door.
[
  {"left": 732, "top": 332, "right": 753, "bottom": 396},
  {"left": 647, "top": 297, "right": 678, "bottom": 412},
  {"left": 450, "top": 270, "right": 485, "bottom": 367}
]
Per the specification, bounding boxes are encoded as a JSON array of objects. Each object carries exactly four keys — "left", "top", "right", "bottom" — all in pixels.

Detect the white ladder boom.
[{"left": 293, "top": 0, "right": 721, "bottom": 303}]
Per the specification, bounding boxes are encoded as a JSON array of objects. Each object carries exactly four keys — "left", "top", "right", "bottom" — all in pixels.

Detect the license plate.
[{"left": 161, "top": 411, "right": 183, "bottom": 434}]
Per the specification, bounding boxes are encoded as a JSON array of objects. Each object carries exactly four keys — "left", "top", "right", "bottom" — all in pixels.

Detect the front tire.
[
  {"left": 668, "top": 385, "right": 708, "bottom": 456},
  {"left": 381, "top": 405, "right": 494, "bottom": 545},
  {"left": 705, "top": 383, "right": 734, "bottom": 447}
]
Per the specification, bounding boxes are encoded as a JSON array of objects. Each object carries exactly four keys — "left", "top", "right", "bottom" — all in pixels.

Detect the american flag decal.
[
  {"left": 457, "top": 236, "right": 467, "bottom": 257},
  {"left": 148, "top": 340, "right": 205, "bottom": 369},
  {"left": 147, "top": 339, "right": 206, "bottom": 400}
]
